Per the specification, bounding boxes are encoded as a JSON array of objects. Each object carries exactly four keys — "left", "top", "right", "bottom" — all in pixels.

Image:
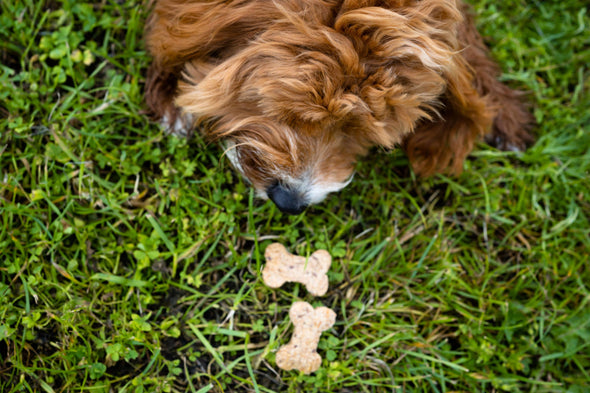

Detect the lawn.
[{"left": 1, "top": 0, "right": 589, "bottom": 392}]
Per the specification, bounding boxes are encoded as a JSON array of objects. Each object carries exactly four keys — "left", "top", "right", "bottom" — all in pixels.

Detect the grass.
[{"left": 1, "top": 0, "right": 589, "bottom": 392}]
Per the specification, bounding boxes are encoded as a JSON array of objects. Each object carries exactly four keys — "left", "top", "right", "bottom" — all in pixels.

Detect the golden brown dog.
[{"left": 145, "top": 0, "right": 534, "bottom": 214}]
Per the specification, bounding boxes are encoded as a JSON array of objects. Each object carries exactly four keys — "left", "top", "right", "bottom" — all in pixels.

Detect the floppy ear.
[
  {"left": 145, "top": 0, "right": 277, "bottom": 69},
  {"left": 334, "top": 3, "right": 494, "bottom": 174},
  {"left": 402, "top": 3, "right": 530, "bottom": 176},
  {"left": 144, "top": 0, "right": 282, "bottom": 124},
  {"left": 334, "top": 3, "right": 466, "bottom": 149}
]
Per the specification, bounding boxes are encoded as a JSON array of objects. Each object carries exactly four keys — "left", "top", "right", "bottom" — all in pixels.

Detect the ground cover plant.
[{"left": 1, "top": 0, "right": 589, "bottom": 392}]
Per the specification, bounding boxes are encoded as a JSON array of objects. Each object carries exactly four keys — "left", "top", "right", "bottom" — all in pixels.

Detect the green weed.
[{"left": 1, "top": 0, "right": 589, "bottom": 392}]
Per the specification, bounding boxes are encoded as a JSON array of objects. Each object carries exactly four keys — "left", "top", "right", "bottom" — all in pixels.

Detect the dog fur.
[{"left": 145, "top": 0, "right": 534, "bottom": 212}]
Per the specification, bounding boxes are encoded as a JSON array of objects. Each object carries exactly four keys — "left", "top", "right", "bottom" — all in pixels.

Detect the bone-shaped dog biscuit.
[
  {"left": 262, "top": 243, "right": 331, "bottom": 296},
  {"left": 275, "top": 301, "right": 336, "bottom": 374}
]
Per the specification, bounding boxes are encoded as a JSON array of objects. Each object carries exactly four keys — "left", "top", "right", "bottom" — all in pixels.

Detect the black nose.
[{"left": 267, "top": 182, "right": 307, "bottom": 215}]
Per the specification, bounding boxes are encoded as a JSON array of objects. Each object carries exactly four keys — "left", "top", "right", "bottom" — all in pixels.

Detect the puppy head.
[
  {"left": 173, "top": 4, "right": 462, "bottom": 213},
  {"left": 176, "top": 39, "right": 373, "bottom": 214}
]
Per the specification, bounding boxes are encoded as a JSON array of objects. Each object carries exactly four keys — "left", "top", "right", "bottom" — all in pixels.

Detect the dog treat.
[
  {"left": 275, "top": 301, "right": 336, "bottom": 374},
  {"left": 262, "top": 243, "right": 331, "bottom": 296}
]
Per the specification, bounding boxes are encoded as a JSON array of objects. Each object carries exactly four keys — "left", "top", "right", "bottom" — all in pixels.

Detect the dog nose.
[{"left": 267, "top": 182, "right": 307, "bottom": 215}]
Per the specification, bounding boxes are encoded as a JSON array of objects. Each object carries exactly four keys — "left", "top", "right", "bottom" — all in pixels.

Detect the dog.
[{"left": 145, "top": 0, "right": 534, "bottom": 214}]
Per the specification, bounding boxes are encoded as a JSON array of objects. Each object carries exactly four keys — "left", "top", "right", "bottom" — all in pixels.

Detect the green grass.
[{"left": 1, "top": 0, "right": 589, "bottom": 392}]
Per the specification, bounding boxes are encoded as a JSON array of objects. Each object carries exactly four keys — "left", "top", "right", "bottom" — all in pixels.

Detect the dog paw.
[
  {"left": 485, "top": 134, "right": 526, "bottom": 152},
  {"left": 485, "top": 95, "right": 536, "bottom": 153},
  {"left": 161, "top": 112, "right": 194, "bottom": 138}
]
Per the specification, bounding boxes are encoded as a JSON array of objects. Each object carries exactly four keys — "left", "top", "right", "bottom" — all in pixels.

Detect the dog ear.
[
  {"left": 145, "top": 0, "right": 282, "bottom": 124},
  {"left": 335, "top": 3, "right": 494, "bottom": 174},
  {"left": 145, "top": 0, "right": 277, "bottom": 70},
  {"left": 335, "top": 5, "right": 461, "bottom": 149},
  {"left": 402, "top": 2, "right": 535, "bottom": 176}
]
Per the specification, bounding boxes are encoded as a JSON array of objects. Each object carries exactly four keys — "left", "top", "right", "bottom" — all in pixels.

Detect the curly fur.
[{"left": 145, "top": 0, "right": 534, "bottom": 209}]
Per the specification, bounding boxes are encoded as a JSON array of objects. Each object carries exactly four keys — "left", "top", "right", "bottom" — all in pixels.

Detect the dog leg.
[
  {"left": 145, "top": 63, "right": 194, "bottom": 137},
  {"left": 403, "top": 5, "right": 534, "bottom": 175},
  {"left": 457, "top": 5, "right": 535, "bottom": 151},
  {"left": 403, "top": 55, "right": 495, "bottom": 176},
  {"left": 403, "top": 98, "right": 492, "bottom": 176}
]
